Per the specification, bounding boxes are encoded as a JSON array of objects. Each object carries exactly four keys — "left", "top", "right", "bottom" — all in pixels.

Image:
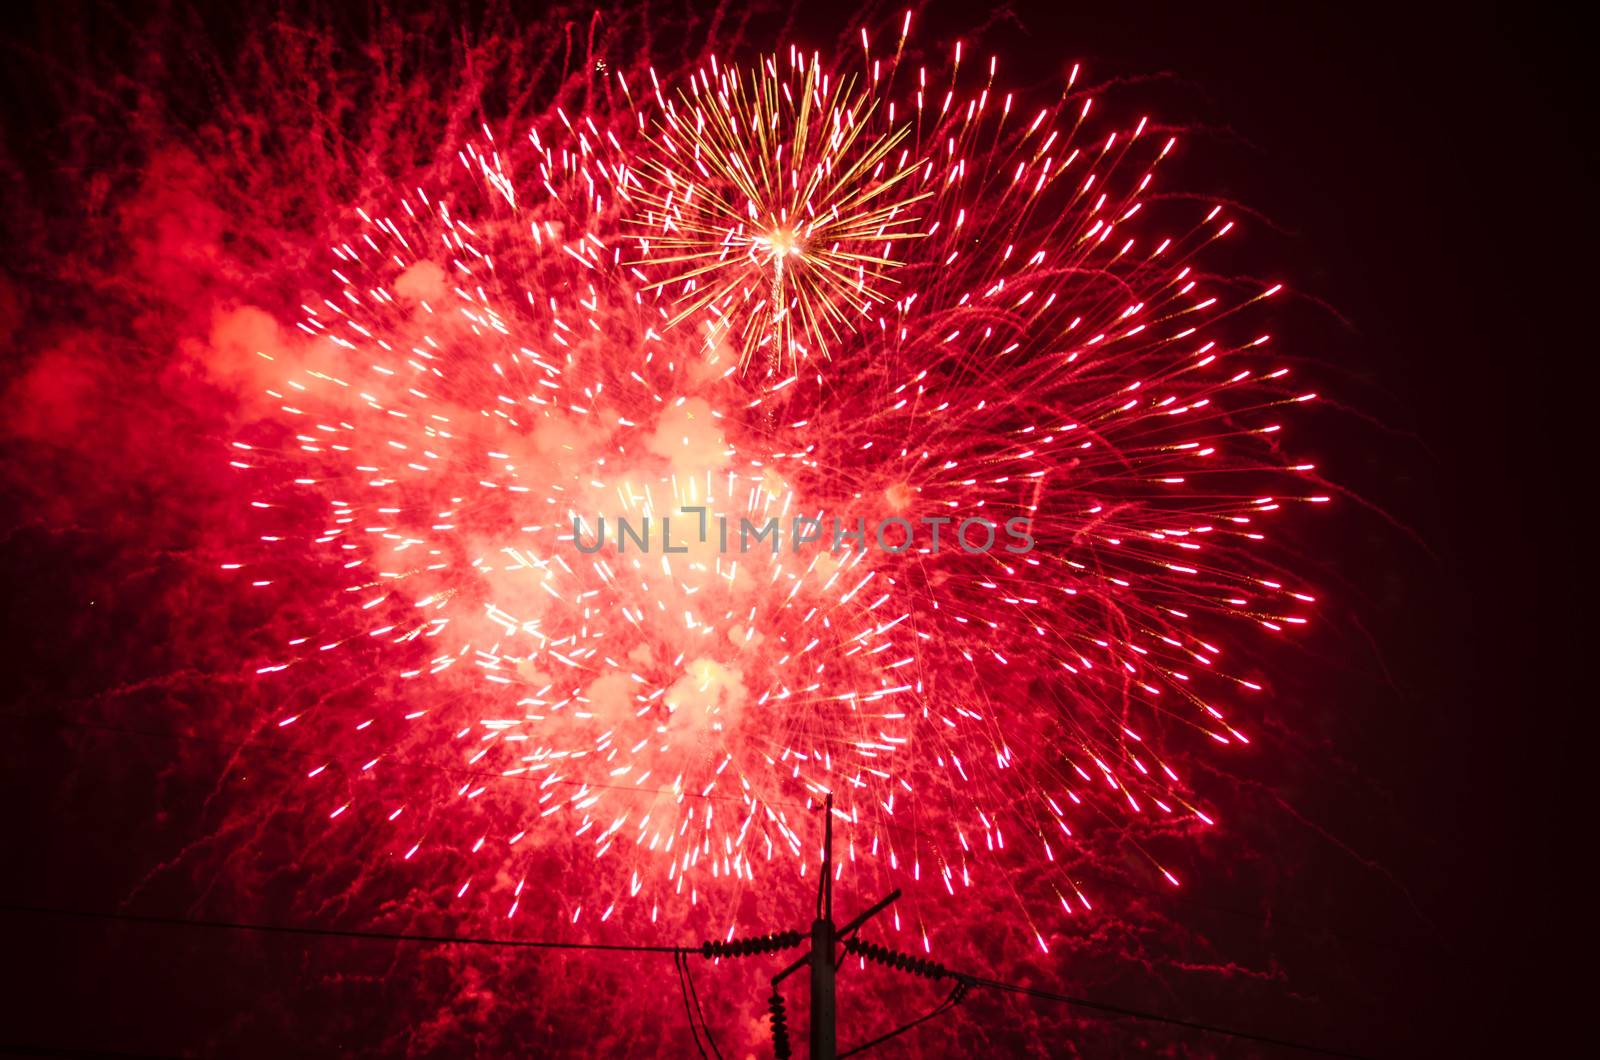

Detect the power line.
[
  {"left": 0, "top": 901, "right": 691, "bottom": 955},
  {"left": 2, "top": 708, "right": 1443, "bottom": 960},
  {"left": 5, "top": 722, "right": 1381, "bottom": 1056},
  {"left": 684, "top": 954, "right": 725, "bottom": 1059},
  {"left": 673, "top": 951, "right": 712, "bottom": 1060},
  {"left": 674, "top": 950, "right": 725, "bottom": 1060},
  {"left": 962, "top": 974, "right": 1373, "bottom": 1059},
  {"left": 837, "top": 980, "right": 968, "bottom": 1057},
  {"left": 829, "top": 936, "right": 1372, "bottom": 1058},
  {"left": 2, "top": 895, "right": 1376, "bottom": 1055}
]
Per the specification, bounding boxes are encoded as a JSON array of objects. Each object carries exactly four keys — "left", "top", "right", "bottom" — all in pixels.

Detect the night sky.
[{"left": 0, "top": 1, "right": 1583, "bottom": 1056}]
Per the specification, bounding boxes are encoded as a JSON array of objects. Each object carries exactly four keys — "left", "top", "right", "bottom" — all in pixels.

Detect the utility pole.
[
  {"left": 696, "top": 792, "right": 960, "bottom": 1057},
  {"left": 808, "top": 795, "right": 838, "bottom": 1059},
  {"left": 761, "top": 794, "right": 906, "bottom": 1057}
]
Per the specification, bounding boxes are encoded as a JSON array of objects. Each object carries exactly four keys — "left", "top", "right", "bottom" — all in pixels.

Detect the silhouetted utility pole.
[
  {"left": 701, "top": 794, "right": 963, "bottom": 1057},
  {"left": 808, "top": 795, "right": 839, "bottom": 1055}
]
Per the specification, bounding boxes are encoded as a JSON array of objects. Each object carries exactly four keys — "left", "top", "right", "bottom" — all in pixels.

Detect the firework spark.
[
  {"left": 227, "top": 21, "right": 1324, "bottom": 948},
  {"left": 628, "top": 48, "right": 928, "bottom": 375}
]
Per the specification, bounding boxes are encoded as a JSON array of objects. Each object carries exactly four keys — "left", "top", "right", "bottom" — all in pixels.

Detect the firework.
[
  {"left": 628, "top": 48, "right": 927, "bottom": 375},
  {"left": 228, "top": 20, "right": 1324, "bottom": 946}
]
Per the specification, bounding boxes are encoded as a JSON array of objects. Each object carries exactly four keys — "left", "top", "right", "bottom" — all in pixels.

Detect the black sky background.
[{"left": 0, "top": 0, "right": 1587, "bottom": 1055}]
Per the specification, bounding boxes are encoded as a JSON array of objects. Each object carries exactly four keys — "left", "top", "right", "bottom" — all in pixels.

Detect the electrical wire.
[
  {"left": 4, "top": 896, "right": 1378, "bottom": 1059},
  {"left": 2, "top": 710, "right": 1443, "bottom": 960},
  {"left": 841, "top": 933, "right": 1370, "bottom": 1058},
  {"left": 672, "top": 952, "right": 709, "bottom": 1060},
  {"left": 838, "top": 979, "right": 968, "bottom": 1057},
  {"left": 679, "top": 950, "right": 725, "bottom": 1060},
  {"left": 4, "top": 717, "right": 1378, "bottom": 1058},
  {"left": 0, "top": 901, "right": 693, "bottom": 954},
  {"left": 964, "top": 974, "right": 1372, "bottom": 1059}
]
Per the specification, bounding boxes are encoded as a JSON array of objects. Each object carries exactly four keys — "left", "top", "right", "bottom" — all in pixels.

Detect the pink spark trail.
[{"left": 224, "top": 19, "right": 1327, "bottom": 964}]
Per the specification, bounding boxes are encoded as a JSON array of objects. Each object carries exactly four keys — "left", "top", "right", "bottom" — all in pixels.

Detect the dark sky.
[{"left": 0, "top": 1, "right": 1585, "bottom": 1056}]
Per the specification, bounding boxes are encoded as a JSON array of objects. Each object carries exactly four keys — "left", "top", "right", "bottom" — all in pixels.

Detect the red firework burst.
[{"left": 224, "top": 17, "right": 1325, "bottom": 951}]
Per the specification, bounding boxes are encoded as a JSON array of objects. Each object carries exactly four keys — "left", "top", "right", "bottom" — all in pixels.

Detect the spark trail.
[{"left": 227, "top": 23, "right": 1326, "bottom": 951}]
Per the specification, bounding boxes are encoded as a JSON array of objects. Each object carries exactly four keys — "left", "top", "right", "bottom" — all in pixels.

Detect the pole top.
[{"left": 819, "top": 793, "right": 835, "bottom": 923}]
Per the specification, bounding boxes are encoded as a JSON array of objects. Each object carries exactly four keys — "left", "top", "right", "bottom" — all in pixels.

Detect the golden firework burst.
[{"left": 629, "top": 51, "right": 928, "bottom": 375}]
